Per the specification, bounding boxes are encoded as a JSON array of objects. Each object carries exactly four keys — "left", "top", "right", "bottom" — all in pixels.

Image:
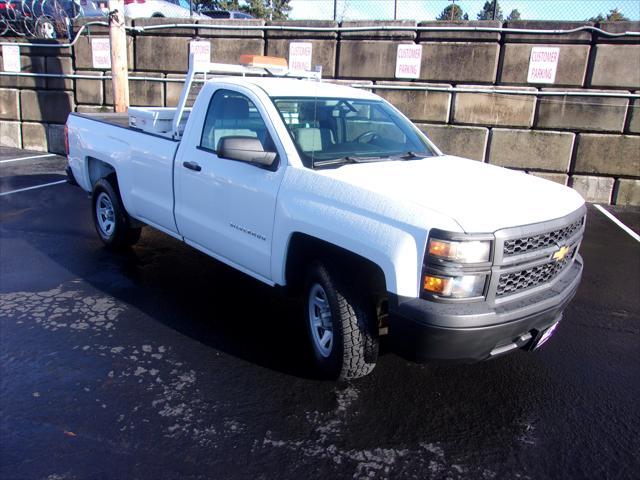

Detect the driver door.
[{"left": 174, "top": 87, "right": 285, "bottom": 282}]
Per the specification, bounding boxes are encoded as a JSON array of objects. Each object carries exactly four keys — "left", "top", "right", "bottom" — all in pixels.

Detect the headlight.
[
  {"left": 428, "top": 238, "right": 491, "bottom": 263},
  {"left": 423, "top": 273, "right": 486, "bottom": 298}
]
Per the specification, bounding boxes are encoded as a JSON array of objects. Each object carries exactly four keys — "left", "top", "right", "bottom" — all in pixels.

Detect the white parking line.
[
  {"left": 0, "top": 180, "right": 67, "bottom": 197},
  {"left": 0, "top": 153, "right": 57, "bottom": 164},
  {"left": 594, "top": 204, "right": 640, "bottom": 243}
]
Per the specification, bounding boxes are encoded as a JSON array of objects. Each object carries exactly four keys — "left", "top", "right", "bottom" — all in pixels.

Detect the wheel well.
[
  {"left": 88, "top": 159, "right": 143, "bottom": 228},
  {"left": 285, "top": 233, "right": 387, "bottom": 297},
  {"left": 87, "top": 157, "right": 116, "bottom": 188}
]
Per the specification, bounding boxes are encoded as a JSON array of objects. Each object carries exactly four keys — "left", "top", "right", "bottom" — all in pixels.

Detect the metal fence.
[
  {"left": 288, "top": 0, "right": 640, "bottom": 22},
  {"left": 1, "top": 0, "right": 638, "bottom": 40}
]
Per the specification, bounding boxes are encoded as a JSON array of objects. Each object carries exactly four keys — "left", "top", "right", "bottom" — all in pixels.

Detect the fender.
[{"left": 271, "top": 167, "right": 463, "bottom": 298}]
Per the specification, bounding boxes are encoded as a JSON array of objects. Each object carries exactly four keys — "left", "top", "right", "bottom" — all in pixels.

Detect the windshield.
[{"left": 271, "top": 97, "right": 437, "bottom": 168}]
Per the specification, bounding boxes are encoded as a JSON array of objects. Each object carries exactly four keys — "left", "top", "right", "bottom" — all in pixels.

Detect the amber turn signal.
[
  {"left": 428, "top": 239, "right": 454, "bottom": 258},
  {"left": 423, "top": 274, "right": 451, "bottom": 295}
]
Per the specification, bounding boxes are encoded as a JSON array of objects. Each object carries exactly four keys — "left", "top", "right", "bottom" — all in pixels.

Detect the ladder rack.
[{"left": 171, "top": 53, "right": 322, "bottom": 139}]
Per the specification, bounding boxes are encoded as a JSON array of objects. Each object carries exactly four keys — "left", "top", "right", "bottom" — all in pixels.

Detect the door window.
[{"left": 200, "top": 89, "right": 275, "bottom": 154}]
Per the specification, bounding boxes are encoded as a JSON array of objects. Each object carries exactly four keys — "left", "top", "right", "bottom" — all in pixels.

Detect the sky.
[{"left": 288, "top": 0, "right": 640, "bottom": 21}]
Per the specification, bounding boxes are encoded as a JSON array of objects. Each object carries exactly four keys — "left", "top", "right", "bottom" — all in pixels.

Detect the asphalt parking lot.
[{"left": 1, "top": 147, "right": 639, "bottom": 480}]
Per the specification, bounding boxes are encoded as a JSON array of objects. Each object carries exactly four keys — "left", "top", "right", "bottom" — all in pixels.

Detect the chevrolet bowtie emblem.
[{"left": 553, "top": 245, "right": 570, "bottom": 261}]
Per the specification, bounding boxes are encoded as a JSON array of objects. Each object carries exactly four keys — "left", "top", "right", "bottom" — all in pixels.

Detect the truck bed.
[
  {"left": 67, "top": 112, "right": 181, "bottom": 234},
  {"left": 76, "top": 109, "right": 189, "bottom": 138}
]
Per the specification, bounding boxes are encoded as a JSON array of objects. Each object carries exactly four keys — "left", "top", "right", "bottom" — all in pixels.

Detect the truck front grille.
[
  {"left": 496, "top": 246, "right": 576, "bottom": 297},
  {"left": 503, "top": 217, "right": 584, "bottom": 257}
]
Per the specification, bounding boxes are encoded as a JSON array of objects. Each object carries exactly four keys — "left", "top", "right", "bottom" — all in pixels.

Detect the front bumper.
[{"left": 388, "top": 255, "right": 583, "bottom": 363}]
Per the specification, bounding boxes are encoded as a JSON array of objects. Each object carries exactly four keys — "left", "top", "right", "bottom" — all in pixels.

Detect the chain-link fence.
[
  {"left": 289, "top": 0, "right": 640, "bottom": 22},
  {"left": 1, "top": 0, "right": 638, "bottom": 39}
]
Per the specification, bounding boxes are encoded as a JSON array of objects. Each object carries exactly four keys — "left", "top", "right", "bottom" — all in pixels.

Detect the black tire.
[
  {"left": 303, "top": 261, "right": 379, "bottom": 380},
  {"left": 92, "top": 177, "right": 141, "bottom": 250}
]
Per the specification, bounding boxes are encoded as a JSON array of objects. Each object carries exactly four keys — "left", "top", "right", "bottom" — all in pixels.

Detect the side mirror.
[{"left": 218, "top": 136, "right": 277, "bottom": 168}]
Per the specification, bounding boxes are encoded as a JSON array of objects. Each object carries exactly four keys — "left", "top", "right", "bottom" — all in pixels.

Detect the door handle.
[{"left": 183, "top": 161, "right": 201, "bottom": 172}]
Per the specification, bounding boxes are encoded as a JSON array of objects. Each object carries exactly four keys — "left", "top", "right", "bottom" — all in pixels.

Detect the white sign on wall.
[
  {"left": 527, "top": 47, "right": 560, "bottom": 84},
  {"left": 289, "top": 42, "right": 313, "bottom": 72},
  {"left": 189, "top": 41, "right": 211, "bottom": 68},
  {"left": 2, "top": 45, "right": 21, "bottom": 72},
  {"left": 395, "top": 44, "right": 422, "bottom": 79},
  {"left": 91, "top": 38, "right": 111, "bottom": 69}
]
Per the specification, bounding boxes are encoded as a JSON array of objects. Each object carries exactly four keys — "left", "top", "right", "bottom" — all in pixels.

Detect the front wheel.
[
  {"left": 92, "top": 178, "right": 141, "bottom": 250},
  {"left": 304, "top": 261, "right": 378, "bottom": 380}
]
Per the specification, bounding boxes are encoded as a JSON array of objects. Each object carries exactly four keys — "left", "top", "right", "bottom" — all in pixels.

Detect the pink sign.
[
  {"left": 528, "top": 47, "right": 560, "bottom": 84},
  {"left": 289, "top": 42, "right": 313, "bottom": 72},
  {"left": 91, "top": 38, "right": 111, "bottom": 69},
  {"left": 395, "top": 44, "right": 422, "bottom": 79}
]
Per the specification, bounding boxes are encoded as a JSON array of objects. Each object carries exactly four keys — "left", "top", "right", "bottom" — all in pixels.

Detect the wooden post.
[{"left": 108, "top": 0, "right": 129, "bottom": 113}]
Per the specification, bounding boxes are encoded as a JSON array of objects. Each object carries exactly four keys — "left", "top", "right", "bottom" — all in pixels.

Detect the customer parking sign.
[
  {"left": 395, "top": 44, "right": 422, "bottom": 79},
  {"left": 528, "top": 47, "right": 560, "bottom": 84}
]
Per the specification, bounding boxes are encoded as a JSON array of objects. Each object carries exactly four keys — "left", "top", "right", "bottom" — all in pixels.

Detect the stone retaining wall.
[{"left": 0, "top": 19, "right": 638, "bottom": 205}]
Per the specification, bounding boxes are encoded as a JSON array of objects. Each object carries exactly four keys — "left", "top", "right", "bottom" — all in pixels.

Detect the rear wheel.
[
  {"left": 304, "top": 261, "right": 378, "bottom": 380},
  {"left": 92, "top": 177, "right": 141, "bottom": 250}
]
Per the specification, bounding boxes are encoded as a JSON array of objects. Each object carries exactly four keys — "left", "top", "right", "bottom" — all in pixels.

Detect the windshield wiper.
[
  {"left": 313, "top": 155, "right": 389, "bottom": 168},
  {"left": 392, "top": 151, "right": 430, "bottom": 160}
]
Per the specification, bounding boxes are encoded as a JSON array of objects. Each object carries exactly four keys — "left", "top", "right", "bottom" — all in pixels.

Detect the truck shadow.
[
  {"left": 8, "top": 182, "right": 391, "bottom": 380},
  {"left": 107, "top": 228, "right": 321, "bottom": 379}
]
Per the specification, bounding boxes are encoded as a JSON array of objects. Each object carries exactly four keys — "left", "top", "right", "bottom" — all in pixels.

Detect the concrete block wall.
[
  {"left": 0, "top": 19, "right": 638, "bottom": 204},
  {"left": 0, "top": 38, "right": 74, "bottom": 153}
]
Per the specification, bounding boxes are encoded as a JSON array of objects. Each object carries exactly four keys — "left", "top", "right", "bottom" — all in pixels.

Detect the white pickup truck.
[{"left": 65, "top": 56, "right": 586, "bottom": 380}]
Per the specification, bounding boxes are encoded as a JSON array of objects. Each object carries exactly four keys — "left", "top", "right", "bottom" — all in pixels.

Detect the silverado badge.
[{"left": 553, "top": 245, "right": 570, "bottom": 262}]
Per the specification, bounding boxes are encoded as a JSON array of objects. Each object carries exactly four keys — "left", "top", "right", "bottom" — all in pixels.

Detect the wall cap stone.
[
  {"left": 198, "top": 19, "right": 266, "bottom": 38},
  {"left": 595, "top": 21, "right": 640, "bottom": 43},
  {"left": 340, "top": 20, "right": 416, "bottom": 39},
  {"left": 417, "top": 20, "right": 501, "bottom": 41},
  {"left": 266, "top": 20, "right": 337, "bottom": 39},
  {"left": 504, "top": 21, "right": 594, "bottom": 43},
  {"left": 133, "top": 17, "right": 197, "bottom": 36},
  {"left": 72, "top": 17, "right": 132, "bottom": 35}
]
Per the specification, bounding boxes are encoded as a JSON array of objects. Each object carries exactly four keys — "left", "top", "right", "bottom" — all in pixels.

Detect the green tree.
[
  {"left": 243, "top": 0, "right": 291, "bottom": 20},
  {"left": 589, "top": 8, "right": 630, "bottom": 22},
  {"left": 477, "top": 0, "right": 503, "bottom": 20},
  {"left": 436, "top": 4, "right": 466, "bottom": 21},
  {"left": 506, "top": 8, "right": 521, "bottom": 21}
]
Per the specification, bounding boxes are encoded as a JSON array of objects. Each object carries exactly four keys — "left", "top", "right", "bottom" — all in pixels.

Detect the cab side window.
[{"left": 200, "top": 89, "right": 275, "bottom": 154}]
